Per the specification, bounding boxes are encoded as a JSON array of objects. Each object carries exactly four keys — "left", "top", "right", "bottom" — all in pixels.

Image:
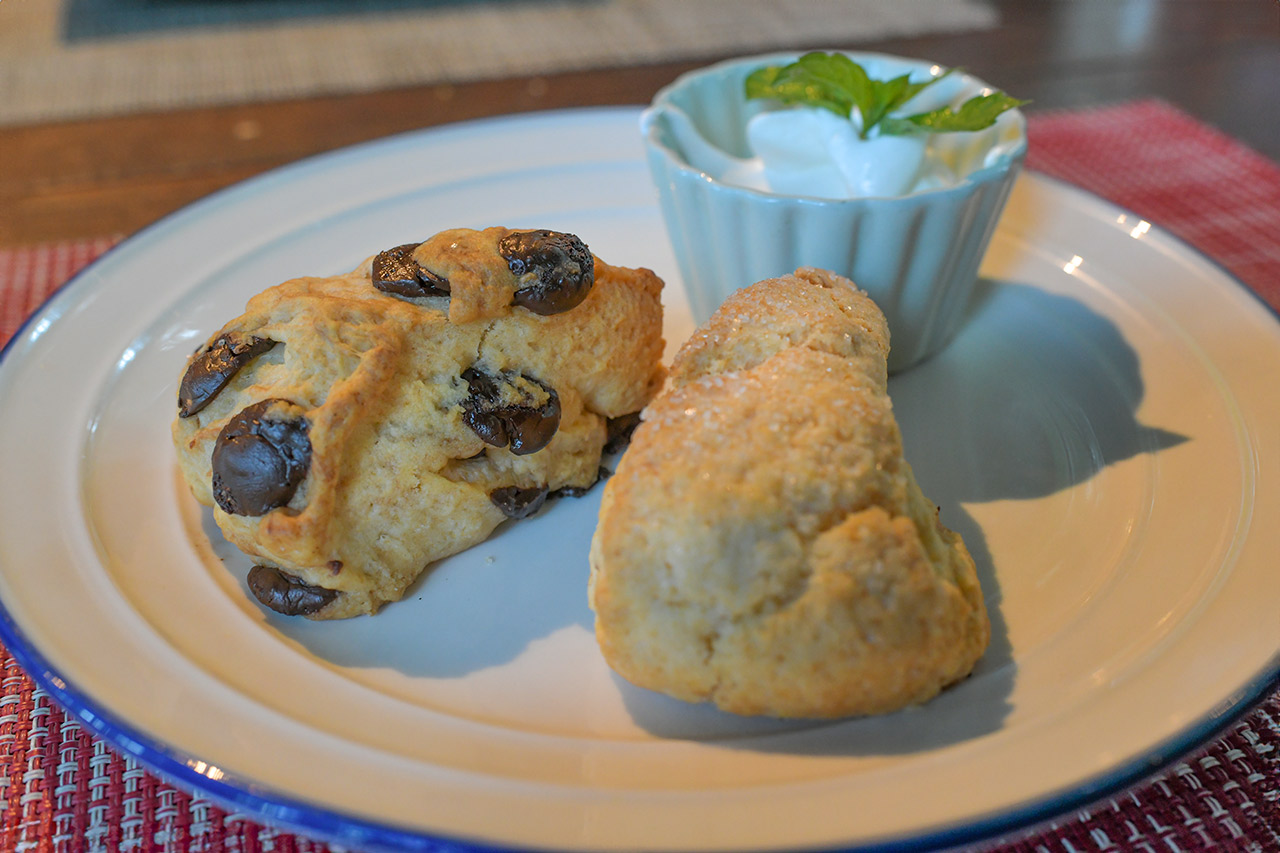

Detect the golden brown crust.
[
  {"left": 174, "top": 227, "right": 665, "bottom": 619},
  {"left": 588, "top": 267, "right": 988, "bottom": 718}
]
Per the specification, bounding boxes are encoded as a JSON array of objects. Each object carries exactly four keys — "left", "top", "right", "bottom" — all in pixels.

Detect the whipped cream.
[
  {"left": 660, "top": 71, "right": 1024, "bottom": 201},
  {"left": 732, "top": 108, "right": 934, "bottom": 198}
]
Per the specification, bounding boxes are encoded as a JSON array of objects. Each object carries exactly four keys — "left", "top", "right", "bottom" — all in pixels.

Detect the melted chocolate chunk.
[
  {"left": 500, "top": 230, "right": 594, "bottom": 315},
  {"left": 460, "top": 367, "right": 560, "bottom": 455},
  {"left": 372, "top": 243, "right": 450, "bottom": 298},
  {"left": 603, "top": 411, "right": 643, "bottom": 455},
  {"left": 178, "top": 333, "right": 276, "bottom": 417},
  {"left": 212, "top": 399, "right": 311, "bottom": 516},
  {"left": 247, "top": 565, "right": 337, "bottom": 616},
  {"left": 489, "top": 485, "right": 549, "bottom": 519}
]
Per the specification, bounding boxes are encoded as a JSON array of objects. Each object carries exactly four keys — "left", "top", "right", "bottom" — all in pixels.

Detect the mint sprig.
[
  {"left": 744, "top": 52, "right": 1024, "bottom": 140},
  {"left": 879, "top": 91, "right": 1028, "bottom": 135}
]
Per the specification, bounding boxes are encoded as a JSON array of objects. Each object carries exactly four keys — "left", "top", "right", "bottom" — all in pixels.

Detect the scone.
[
  {"left": 174, "top": 227, "right": 665, "bottom": 619},
  {"left": 588, "top": 268, "right": 988, "bottom": 718}
]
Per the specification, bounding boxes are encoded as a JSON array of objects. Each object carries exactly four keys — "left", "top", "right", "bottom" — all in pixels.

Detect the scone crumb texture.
[{"left": 588, "top": 267, "right": 989, "bottom": 718}]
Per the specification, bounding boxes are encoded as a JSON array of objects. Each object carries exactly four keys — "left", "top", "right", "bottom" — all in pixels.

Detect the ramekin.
[{"left": 640, "top": 51, "right": 1027, "bottom": 372}]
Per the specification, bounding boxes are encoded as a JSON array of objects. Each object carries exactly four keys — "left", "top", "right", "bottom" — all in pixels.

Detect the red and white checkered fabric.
[
  {"left": 1, "top": 100, "right": 1279, "bottom": 852},
  {"left": 1024, "top": 99, "right": 1280, "bottom": 310}
]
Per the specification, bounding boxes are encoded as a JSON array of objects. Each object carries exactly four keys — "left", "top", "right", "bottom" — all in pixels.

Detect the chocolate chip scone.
[
  {"left": 588, "top": 268, "right": 988, "bottom": 718},
  {"left": 174, "top": 227, "right": 665, "bottom": 619}
]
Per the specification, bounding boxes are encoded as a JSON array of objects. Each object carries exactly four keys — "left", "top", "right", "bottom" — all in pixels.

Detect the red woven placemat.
[
  {"left": 1024, "top": 99, "right": 1280, "bottom": 310},
  {"left": 1, "top": 100, "right": 1279, "bottom": 852}
]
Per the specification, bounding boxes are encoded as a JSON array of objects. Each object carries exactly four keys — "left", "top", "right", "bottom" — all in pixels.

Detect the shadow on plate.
[
  {"left": 891, "top": 277, "right": 1187, "bottom": 504},
  {"left": 258, "top": 488, "right": 599, "bottom": 678}
]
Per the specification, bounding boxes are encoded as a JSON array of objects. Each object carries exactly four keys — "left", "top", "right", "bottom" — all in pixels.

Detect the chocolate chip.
[
  {"left": 603, "top": 411, "right": 642, "bottom": 455},
  {"left": 247, "top": 565, "right": 337, "bottom": 616},
  {"left": 489, "top": 485, "right": 549, "bottom": 519},
  {"left": 460, "top": 367, "right": 560, "bottom": 455},
  {"left": 372, "top": 243, "right": 450, "bottom": 298},
  {"left": 178, "top": 333, "right": 276, "bottom": 417},
  {"left": 212, "top": 399, "right": 311, "bottom": 516},
  {"left": 500, "top": 230, "right": 594, "bottom": 315}
]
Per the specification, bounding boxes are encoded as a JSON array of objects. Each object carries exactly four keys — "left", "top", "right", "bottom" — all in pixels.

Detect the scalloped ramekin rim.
[{"left": 640, "top": 49, "right": 1028, "bottom": 205}]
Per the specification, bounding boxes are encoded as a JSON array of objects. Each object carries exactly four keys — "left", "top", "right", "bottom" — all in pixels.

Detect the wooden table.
[{"left": 1, "top": 0, "right": 1276, "bottom": 247}]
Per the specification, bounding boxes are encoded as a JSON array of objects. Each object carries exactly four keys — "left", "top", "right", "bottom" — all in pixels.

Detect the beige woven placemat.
[{"left": 0, "top": 0, "right": 998, "bottom": 126}]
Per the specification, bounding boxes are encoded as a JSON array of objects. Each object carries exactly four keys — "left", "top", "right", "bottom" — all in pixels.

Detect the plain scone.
[
  {"left": 174, "top": 227, "right": 664, "bottom": 619},
  {"left": 588, "top": 267, "right": 989, "bottom": 718}
]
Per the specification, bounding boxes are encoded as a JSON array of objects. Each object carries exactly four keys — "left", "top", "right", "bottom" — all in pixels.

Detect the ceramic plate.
[{"left": 1, "top": 108, "right": 1278, "bottom": 852}]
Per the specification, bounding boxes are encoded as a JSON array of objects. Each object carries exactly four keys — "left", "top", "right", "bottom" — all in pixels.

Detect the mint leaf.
[
  {"left": 900, "top": 66, "right": 955, "bottom": 104},
  {"left": 745, "top": 52, "right": 871, "bottom": 121},
  {"left": 745, "top": 62, "right": 851, "bottom": 118},
  {"left": 794, "top": 52, "right": 876, "bottom": 121},
  {"left": 860, "top": 72, "right": 912, "bottom": 137},
  {"left": 744, "top": 53, "right": 1022, "bottom": 139},
  {"left": 897, "top": 92, "right": 1028, "bottom": 133}
]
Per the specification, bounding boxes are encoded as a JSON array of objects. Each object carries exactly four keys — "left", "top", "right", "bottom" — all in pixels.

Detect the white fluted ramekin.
[{"left": 641, "top": 51, "right": 1027, "bottom": 372}]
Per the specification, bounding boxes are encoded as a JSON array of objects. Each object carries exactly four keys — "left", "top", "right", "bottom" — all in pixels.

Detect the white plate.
[{"left": 1, "top": 108, "right": 1278, "bottom": 852}]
